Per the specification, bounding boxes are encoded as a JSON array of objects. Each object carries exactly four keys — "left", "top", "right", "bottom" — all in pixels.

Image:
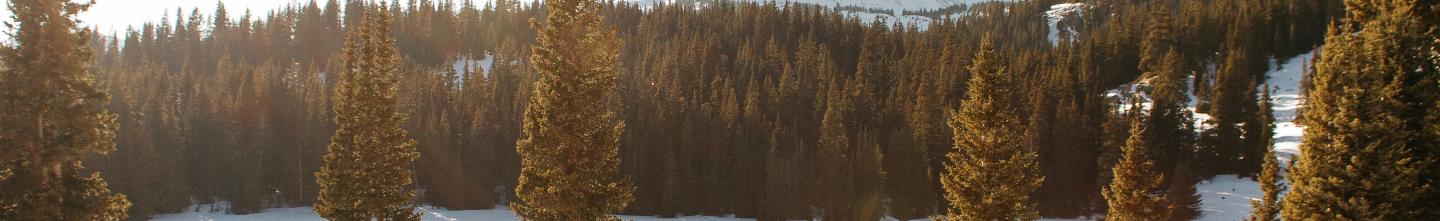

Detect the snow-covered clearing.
[
  {"left": 151, "top": 205, "right": 750, "bottom": 221},
  {"left": 148, "top": 52, "right": 1319, "bottom": 221},
  {"left": 622, "top": 0, "right": 1020, "bottom": 30},
  {"left": 151, "top": 2, "right": 1317, "bottom": 219},
  {"left": 1191, "top": 50, "right": 1312, "bottom": 221}
]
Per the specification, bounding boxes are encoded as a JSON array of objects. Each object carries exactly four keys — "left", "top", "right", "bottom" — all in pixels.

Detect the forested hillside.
[{"left": 4, "top": 0, "right": 1436, "bottom": 220}]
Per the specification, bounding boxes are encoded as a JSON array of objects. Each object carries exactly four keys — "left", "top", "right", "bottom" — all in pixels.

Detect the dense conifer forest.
[{"left": 2, "top": 0, "right": 1437, "bottom": 220}]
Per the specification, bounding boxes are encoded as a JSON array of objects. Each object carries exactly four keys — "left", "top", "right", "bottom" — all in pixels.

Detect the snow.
[
  {"left": 1190, "top": 49, "right": 1313, "bottom": 221},
  {"left": 151, "top": 205, "right": 325, "bottom": 221},
  {"left": 146, "top": 51, "right": 1320, "bottom": 221},
  {"left": 1195, "top": 175, "right": 1268, "bottom": 220},
  {"left": 897, "top": 216, "right": 1092, "bottom": 221},
  {"left": 1263, "top": 51, "right": 1313, "bottom": 162},
  {"left": 612, "top": 0, "right": 1005, "bottom": 11},
  {"left": 445, "top": 53, "right": 496, "bottom": 87},
  {"left": 1046, "top": 3, "right": 1087, "bottom": 45},
  {"left": 453, "top": 53, "right": 495, "bottom": 77},
  {"left": 763, "top": 0, "right": 1003, "bottom": 11},
  {"left": 1103, "top": 49, "right": 1313, "bottom": 221},
  {"left": 151, "top": 205, "right": 750, "bottom": 221},
  {"left": 621, "top": 0, "right": 1020, "bottom": 31}
]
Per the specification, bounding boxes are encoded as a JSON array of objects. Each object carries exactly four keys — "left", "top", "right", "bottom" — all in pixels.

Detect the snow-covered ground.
[
  {"left": 151, "top": 205, "right": 750, "bottom": 221},
  {"left": 453, "top": 53, "right": 495, "bottom": 76},
  {"left": 1191, "top": 50, "right": 1312, "bottom": 221},
  {"left": 624, "top": 0, "right": 1004, "bottom": 11},
  {"left": 621, "top": 0, "right": 1017, "bottom": 30},
  {"left": 151, "top": 2, "right": 1318, "bottom": 216},
  {"left": 1046, "top": 3, "right": 1087, "bottom": 45},
  {"left": 795, "top": 0, "right": 1000, "bottom": 11},
  {"left": 1264, "top": 52, "right": 1312, "bottom": 162},
  {"left": 148, "top": 52, "right": 1319, "bottom": 221}
]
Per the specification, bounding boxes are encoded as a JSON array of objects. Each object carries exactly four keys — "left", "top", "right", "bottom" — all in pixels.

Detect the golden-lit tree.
[
  {"left": 0, "top": 0, "right": 130, "bottom": 220},
  {"left": 314, "top": 4, "right": 421, "bottom": 221},
  {"left": 510, "top": 0, "right": 633, "bottom": 220}
]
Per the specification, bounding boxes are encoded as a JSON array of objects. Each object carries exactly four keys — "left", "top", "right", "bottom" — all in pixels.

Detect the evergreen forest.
[{"left": 1, "top": 0, "right": 1437, "bottom": 220}]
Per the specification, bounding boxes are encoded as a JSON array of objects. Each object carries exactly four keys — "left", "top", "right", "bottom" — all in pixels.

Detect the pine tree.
[
  {"left": 313, "top": 4, "right": 421, "bottom": 221},
  {"left": 1198, "top": 43, "right": 1255, "bottom": 176},
  {"left": 1140, "top": 13, "right": 1197, "bottom": 183},
  {"left": 1139, "top": 10, "right": 1175, "bottom": 71},
  {"left": 761, "top": 130, "right": 795, "bottom": 221},
  {"left": 1103, "top": 115, "right": 1169, "bottom": 221},
  {"left": 1095, "top": 104, "right": 1136, "bottom": 214},
  {"left": 891, "top": 68, "right": 942, "bottom": 220},
  {"left": 850, "top": 130, "right": 886, "bottom": 221},
  {"left": 1282, "top": 0, "right": 1440, "bottom": 219},
  {"left": 510, "top": 0, "right": 634, "bottom": 220},
  {"left": 939, "top": 37, "right": 1043, "bottom": 221},
  {"left": 818, "top": 85, "right": 854, "bottom": 220},
  {"left": 0, "top": 0, "right": 130, "bottom": 220},
  {"left": 1237, "top": 81, "right": 1267, "bottom": 177},
  {"left": 1247, "top": 87, "right": 1282, "bottom": 221},
  {"left": 1166, "top": 157, "right": 1202, "bottom": 221},
  {"left": 1149, "top": 48, "right": 1201, "bottom": 221}
]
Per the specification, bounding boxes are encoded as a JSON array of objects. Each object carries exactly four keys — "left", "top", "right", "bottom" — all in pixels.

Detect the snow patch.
[
  {"left": 1045, "top": 3, "right": 1087, "bottom": 45},
  {"left": 1264, "top": 51, "right": 1314, "bottom": 163},
  {"left": 621, "top": 0, "right": 1021, "bottom": 31},
  {"left": 151, "top": 204, "right": 752, "bottom": 221},
  {"left": 1192, "top": 49, "right": 1314, "bottom": 221},
  {"left": 1195, "top": 175, "right": 1269, "bottom": 221},
  {"left": 453, "top": 52, "right": 495, "bottom": 77}
]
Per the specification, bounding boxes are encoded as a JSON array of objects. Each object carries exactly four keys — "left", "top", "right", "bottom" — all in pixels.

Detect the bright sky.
[
  {"left": 0, "top": 0, "right": 548, "bottom": 36},
  {"left": 1, "top": 0, "right": 309, "bottom": 35}
]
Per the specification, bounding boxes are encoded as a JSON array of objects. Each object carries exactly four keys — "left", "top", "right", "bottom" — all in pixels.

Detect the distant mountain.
[
  {"left": 774, "top": 0, "right": 1003, "bottom": 11},
  {"left": 620, "top": 0, "right": 1015, "bottom": 30},
  {"left": 621, "top": 0, "right": 1008, "bottom": 11}
]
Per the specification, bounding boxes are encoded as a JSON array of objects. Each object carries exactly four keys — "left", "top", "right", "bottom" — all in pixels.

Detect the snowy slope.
[
  {"left": 620, "top": 0, "right": 1016, "bottom": 30},
  {"left": 1101, "top": 48, "right": 1313, "bottom": 221},
  {"left": 145, "top": 53, "right": 1319, "bottom": 221},
  {"left": 1262, "top": 52, "right": 1312, "bottom": 162},
  {"left": 150, "top": 204, "right": 1095, "bottom": 221},
  {"left": 149, "top": 4, "right": 1319, "bottom": 220},
  {"left": 1191, "top": 50, "right": 1312, "bottom": 221},
  {"left": 784, "top": 0, "right": 1001, "bottom": 11},
  {"left": 151, "top": 205, "right": 750, "bottom": 221},
  {"left": 623, "top": 0, "right": 1004, "bottom": 11},
  {"left": 1046, "top": 3, "right": 1088, "bottom": 45}
]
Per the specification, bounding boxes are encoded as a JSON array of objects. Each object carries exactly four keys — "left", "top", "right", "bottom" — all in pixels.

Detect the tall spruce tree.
[
  {"left": 1199, "top": 43, "right": 1259, "bottom": 176},
  {"left": 939, "top": 37, "right": 1043, "bottom": 221},
  {"left": 1139, "top": 10, "right": 1197, "bottom": 184},
  {"left": 1103, "top": 112, "right": 1170, "bottom": 221},
  {"left": 1282, "top": 0, "right": 1440, "bottom": 219},
  {"left": 313, "top": 4, "right": 421, "bottom": 221},
  {"left": 1165, "top": 156, "right": 1202, "bottom": 221},
  {"left": 817, "top": 85, "right": 855, "bottom": 220},
  {"left": 0, "top": 0, "right": 130, "bottom": 220},
  {"left": 1146, "top": 47, "right": 1202, "bottom": 219},
  {"left": 1237, "top": 81, "right": 1267, "bottom": 178},
  {"left": 1247, "top": 86, "right": 1283, "bottom": 221},
  {"left": 510, "top": 0, "right": 634, "bottom": 220}
]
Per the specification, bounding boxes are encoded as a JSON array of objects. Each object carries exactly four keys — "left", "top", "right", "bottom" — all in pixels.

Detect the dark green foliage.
[
  {"left": 1166, "top": 158, "right": 1202, "bottom": 221},
  {"left": 1103, "top": 115, "right": 1169, "bottom": 221},
  {"left": 510, "top": 0, "right": 633, "bottom": 220},
  {"left": 0, "top": 0, "right": 130, "bottom": 219},
  {"left": 1282, "top": 0, "right": 1440, "bottom": 219},
  {"left": 1247, "top": 88, "right": 1282, "bottom": 221},
  {"left": 313, "top": 4, "right": 421, "bottom": 220},
  {"left": 939, "top": 37, "right": 1043, "bottom": 221},
  {"left": 1139, "top": 50, "right": 1205, "bottom": 219},
  {"left": 44, "top": 0, "right": 1376, "bottom": 219}
]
